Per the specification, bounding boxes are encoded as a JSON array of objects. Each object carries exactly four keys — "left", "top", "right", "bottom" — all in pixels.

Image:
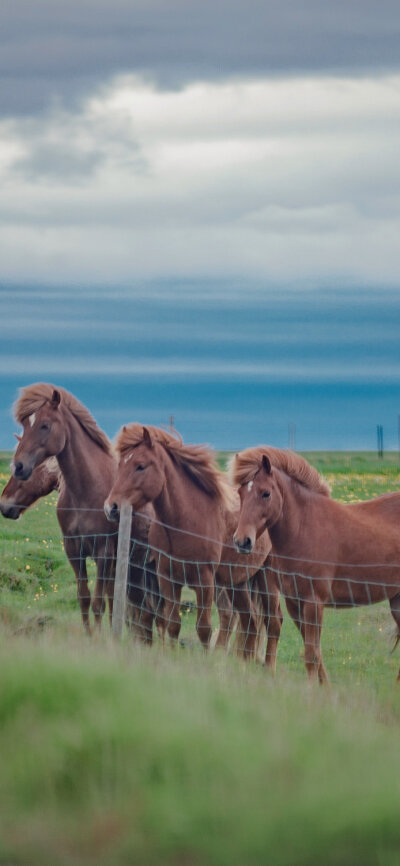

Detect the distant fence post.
[
  {"left": 112, "top": 502, "right": 132, "bottom": 639},
  {"left": 377, "top": 425, "right": 384, "bottom": 459}
]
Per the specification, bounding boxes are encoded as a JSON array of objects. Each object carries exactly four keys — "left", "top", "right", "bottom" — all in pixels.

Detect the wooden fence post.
[{"left": 112, "top": 502, "right": 132, "bottom": 639}]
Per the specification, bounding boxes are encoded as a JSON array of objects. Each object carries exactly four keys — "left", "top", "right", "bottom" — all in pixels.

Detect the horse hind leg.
[
  {"left": 302, "top": 601, "right": 329, "bottom": 685},
  {"left": 389, "top": 594, "right": 400, "bottom": 682}
]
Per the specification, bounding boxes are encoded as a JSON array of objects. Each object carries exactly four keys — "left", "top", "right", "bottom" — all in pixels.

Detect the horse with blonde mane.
[
  {"left": 105, "top": 425, "right": 278, "bottom": 660},
  {"left": 11, "top": 384, "right": 156, "bottom": 636},
  {"left": 232, "top": 446, "right": 400, "bottom": 683}
]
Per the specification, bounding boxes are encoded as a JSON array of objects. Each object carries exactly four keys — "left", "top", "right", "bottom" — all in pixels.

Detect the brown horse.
[
  {"left": 105, "top": 425, "right": 276, "bottom": 659},
  {"left": 11, "top": 383, "right": 156, "bottom": 636},
  {"left": 8, "top": 385, "right": 241, "bottom": 649},
  {"left": 231, "top": 446, "right": 400, "bottom": 683},
  {"left": 0, "top": 458, "right": 60, "bottom": 520},
  {"left": 0, "top": 453, "right": 161, "bottom": 641}
]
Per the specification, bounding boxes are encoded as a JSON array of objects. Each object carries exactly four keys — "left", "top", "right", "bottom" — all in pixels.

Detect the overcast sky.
[{"left": 1, "top": 0, "right": 400, "bottom": 287}]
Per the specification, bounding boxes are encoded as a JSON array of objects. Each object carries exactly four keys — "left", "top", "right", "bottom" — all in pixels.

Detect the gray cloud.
[
  {"left": 1, "top": 0, "right": 400, "bottom": 116},
  {"left": 0, "top": 73, "right": 399, "bottom": 285},
  {"left": 14, "top": 143, "right": 104, "bottom": 182}
]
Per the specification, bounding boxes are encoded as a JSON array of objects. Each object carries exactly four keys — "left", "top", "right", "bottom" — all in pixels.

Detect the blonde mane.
[
  {"left": 115, "top": 424, "right": 237, "bottom": 510},
  {"left": 13, "top": 383, "right": 113, "bottom": 456},
  {"left": 229, "top": 446, "right": 331, "bottom": 497}
]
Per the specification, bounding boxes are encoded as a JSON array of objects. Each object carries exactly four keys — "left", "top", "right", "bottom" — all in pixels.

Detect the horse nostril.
[
  {"left": 234, "top": 535, "right": 253, "bottom": 553},
  {"left": 105, "top": 501, "right": 119, "bottom": 522}
]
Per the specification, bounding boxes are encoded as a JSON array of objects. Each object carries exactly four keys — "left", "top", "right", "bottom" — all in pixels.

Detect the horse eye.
[
  {"left": 262, "top": 491, "right": 271, "bottom": 499},
  {"left": 136, "top": 464, "right": 145, "bottom": 472},
  {"left": 41, "top": 424, "right": 50, "bottom": 431}
]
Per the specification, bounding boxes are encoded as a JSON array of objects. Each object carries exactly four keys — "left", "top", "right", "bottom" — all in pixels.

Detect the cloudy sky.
[
  {"left": 1, "top": 0, "right": 400, "bottom": 286},
  {"left": 1, "top": 2, "right": 400, "bottom": 451}
]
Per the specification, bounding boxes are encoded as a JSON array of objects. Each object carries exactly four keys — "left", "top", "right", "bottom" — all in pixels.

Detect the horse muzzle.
[
  {"left": 104, "top": 501, "right": 120, "bottom": 523},
  {"left": 233, "top": 535, "right": 254, "bottom": 555},
  {"left": 0, "top": 500, "right": 21, "bottom": 520}
]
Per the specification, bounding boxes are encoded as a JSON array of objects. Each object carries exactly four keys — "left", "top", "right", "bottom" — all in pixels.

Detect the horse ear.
[
  {"left": 142, "top": 427, "right": 153, "bottom": 448},
  {"left": 51, "top": 389, "right": 61, "bottom": 409},
  {"left": 262, "top": 454, "right": 272, "bottom": 474},
  {"left": 13, "top": 433, "right": 22, "bottom": 442}
]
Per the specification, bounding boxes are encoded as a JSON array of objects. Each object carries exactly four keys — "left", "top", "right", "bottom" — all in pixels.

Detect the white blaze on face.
[
  {"left": 29, "top": 413, "right": 36, "bottom": 428},
  {"left": 247, "top": 480, "right": 254, "bottom": 492},
  {"left": 124, "top": 453, "right": 133, "bottom": 464}
]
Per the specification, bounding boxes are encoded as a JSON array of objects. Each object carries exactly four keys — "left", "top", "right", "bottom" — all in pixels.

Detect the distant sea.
[{"left": 1, "top": 282, "right": 400, "bottom": 452}]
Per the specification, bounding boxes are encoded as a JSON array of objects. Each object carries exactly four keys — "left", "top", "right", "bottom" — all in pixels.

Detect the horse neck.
[
  {"left": 152, "top": 449, "right": 218, "bottom": 533},
  {"left": 56, "top": 409, "right": 114, "bottom": 503},
  {"left": 268, "top": 472, "right": 315, "bottom": 555}
]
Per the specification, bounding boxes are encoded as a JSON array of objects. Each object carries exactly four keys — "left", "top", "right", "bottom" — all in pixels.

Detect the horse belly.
[{"left": 330, "top": 577, "right": 391, "bottom": 607}]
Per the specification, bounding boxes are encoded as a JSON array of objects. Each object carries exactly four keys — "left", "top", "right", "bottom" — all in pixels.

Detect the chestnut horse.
[
  {"left": 11, "top": 383, "right": 156, "bottom": 636},
  {"left": 231, "top": 446, "right": 400, "bottom": 683},
  {"left": 105, "top": 425, "right": 276, "bottom": 660},
  {"left": 8, "top": 385, "right": 245, "bottom": 649},
  {"left": 0, "top": 458, "right": 60, "bottom": 520}
]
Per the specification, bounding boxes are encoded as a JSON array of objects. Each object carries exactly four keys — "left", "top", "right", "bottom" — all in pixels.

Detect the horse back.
[{"left": 348, "top": 491, "right": 400, "bottom": 525}]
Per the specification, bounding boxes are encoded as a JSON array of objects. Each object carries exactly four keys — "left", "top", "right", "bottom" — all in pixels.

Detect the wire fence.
[{"left": 0, "top": 497, "right": 399, "bottom": 684}]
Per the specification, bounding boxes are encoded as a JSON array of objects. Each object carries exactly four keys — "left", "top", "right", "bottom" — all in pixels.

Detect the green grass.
[
  {"left": 0, "top": 638, "right": 399, "bottom": 866},
  {"left": 0, "top": 451, "right": 400, "bottom": 865}
]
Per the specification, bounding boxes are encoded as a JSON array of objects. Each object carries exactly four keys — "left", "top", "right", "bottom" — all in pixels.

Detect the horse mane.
[
  {"left": 115, "top": 424, "right": 237, "bottom": 510},
  {"left": 229, "top": 446, "right": 331, "bottom": 497},
  {"left": 13, "top": 383, "right": 113, "bottom": 456}
]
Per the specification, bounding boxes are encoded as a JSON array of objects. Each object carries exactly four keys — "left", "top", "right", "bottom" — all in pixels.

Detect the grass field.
[{"left": 0, "top": 451, "right": 399, "bottom": 865}]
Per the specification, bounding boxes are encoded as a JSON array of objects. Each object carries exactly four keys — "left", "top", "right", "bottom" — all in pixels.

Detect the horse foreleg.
[
  {"left": 258, "top": 573, "right": 283, "bottom": 672},
  {"left": 126, "top": 559, "right": 155, "bottom": 644},
  {"left": 194, "top": 573, "right": 214, "bottom": 649},
  {"left": 214, "top": 585, "right": 239, "bottom": 650},
  {"left": 64, "top": 538, "right": 91, "bottom": 634},
  {"left": 91, "top": 537, "right": 116, "bottom": 630},
  {"left": 231, "top": 581, "right": 258, "bottom": 660},
  {"left": 302, "top": 601, "right": 329, "bottom": 684},
  {"left": 76, "top": 562, "right": 91, "bottom": 634},
  {"left": 91, "top": 577, "right": 107, "bottom": 629},
  {"left": 158, "top": 575, "right": 182, "bottom": 646}
]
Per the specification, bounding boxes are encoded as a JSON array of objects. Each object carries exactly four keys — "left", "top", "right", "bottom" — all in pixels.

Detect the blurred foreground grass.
[{"left": 0, "top": 636, "right": 399, "bottom": 866}]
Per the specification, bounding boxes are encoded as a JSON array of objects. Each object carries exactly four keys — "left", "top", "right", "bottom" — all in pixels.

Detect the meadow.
[{"left": 0, "top": 451, "right": 399, "bottom": 865}]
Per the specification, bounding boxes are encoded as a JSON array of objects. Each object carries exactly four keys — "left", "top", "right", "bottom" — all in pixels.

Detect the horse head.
[
  {"left": 233, "top": 455, "right": 283, "bottom": 554},
  {"left": 104, "top": 426, "right": 164, "bottom": 521},
  {"left": 12, "top": 390, "right": 66, "bottom": 480}
]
